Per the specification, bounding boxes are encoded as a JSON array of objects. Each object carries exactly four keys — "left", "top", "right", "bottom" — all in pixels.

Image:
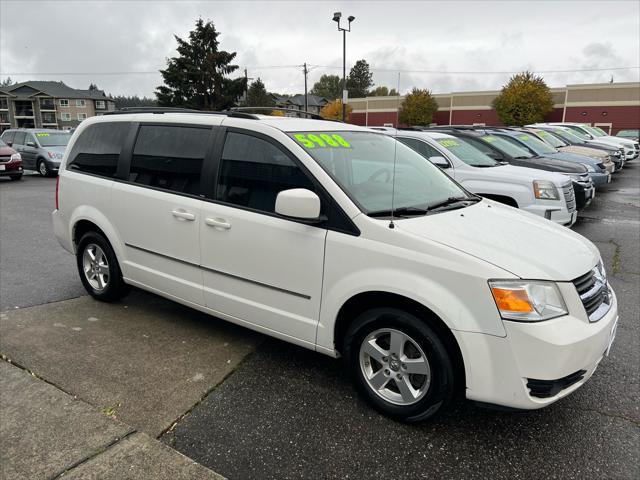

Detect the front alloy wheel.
[
  {"left": 359, "top": 328, "right": 431, "bottom": 405},
  {"left": 38, "top": 161, "right": 49, "bottom": 177}
]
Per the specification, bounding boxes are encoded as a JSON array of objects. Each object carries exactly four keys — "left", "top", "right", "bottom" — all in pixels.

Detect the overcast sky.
[{"left": 1, "top": 0, "right": 639, "bottom": 98}]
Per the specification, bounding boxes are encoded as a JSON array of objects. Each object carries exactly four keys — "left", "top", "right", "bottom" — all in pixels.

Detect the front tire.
[
  {"left": 37, "top": 159, "right": 51, "bottom": 177},
  {"left": 76, "top": 231, "right": 129, "bottom": 302},
  {"left": 344, "top": 308, "right": 455, "bottom": 422}
]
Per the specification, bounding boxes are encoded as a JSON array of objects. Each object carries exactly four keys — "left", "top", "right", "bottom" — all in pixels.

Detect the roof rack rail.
[
  {"left": 227, "top": 107, "right": 330, "bottom": 121},
  {"left": 103, "top": 107, "right": 259, "bottom": 119}
]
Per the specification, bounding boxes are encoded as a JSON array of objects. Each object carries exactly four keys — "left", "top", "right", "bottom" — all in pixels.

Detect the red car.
[{"left": 0, "top": 138, "right": 23, "bottom": 181}]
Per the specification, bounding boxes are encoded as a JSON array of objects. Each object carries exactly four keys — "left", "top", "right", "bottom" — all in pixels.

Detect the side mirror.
[
  {"left": 429, "top": 156, "right": 450, "bottom": 168},
  {"left": 26, "top": 142, "right": 36, "bottom": 147},
  {"left": 5, "top": 141, "right": 12, "bottom": 147},
  {"left": 275, "top": 188, "right": 323, "bottom": 222}
]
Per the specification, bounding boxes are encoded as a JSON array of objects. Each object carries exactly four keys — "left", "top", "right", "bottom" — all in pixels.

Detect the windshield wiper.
[
  {"left": 368, "top": 206, "right": 429, "bottom": 218},
  {"left": 426, "top": 196, "right": 481, "bottom": 212}
]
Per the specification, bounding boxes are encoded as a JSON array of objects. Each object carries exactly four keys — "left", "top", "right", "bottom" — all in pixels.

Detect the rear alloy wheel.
[
  {"left": 76, "top": 231, "right": 129, "bottom": 302},
  {"left": 344, "top": 308, "right": 455, "bottom": 422},
  {"left": 37, "top": 160, "right": 50, "bottom": 177}
]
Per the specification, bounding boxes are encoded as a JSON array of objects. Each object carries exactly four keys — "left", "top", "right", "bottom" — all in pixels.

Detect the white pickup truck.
[{"left": 387, "top": 129, "right": 578, "bottom": 226}]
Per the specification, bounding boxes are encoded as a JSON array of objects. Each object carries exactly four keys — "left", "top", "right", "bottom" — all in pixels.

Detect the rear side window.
[
  {"left": 1, "top": 131, "right": 15, "bottom": 143},
  {"left": 13, "top": 132, "right": 26, "bottom": 145},
  {"left": 398, "top": 137, "right": 441, "bottom": 159},
  {"left": 129, "top": 125, "right": 210, "bottom": 195},
  {"left": 68, "top": 122, "right": 129, "bottom": 177},
  {"left": 216, "top": 132, "right": 315, "bottom": 213}
]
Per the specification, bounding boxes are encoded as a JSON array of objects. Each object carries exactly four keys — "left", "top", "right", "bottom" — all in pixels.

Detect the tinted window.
[
  {"left": 2, "top": 131, "right": 15, "bottom": 143},
  {"left": 217, "top": 132, "right": 315, "bottom": 213},
  {"left": 68, "top": 122, "right": 129, "bottom": 177},
  {"left": 13, "top": 132, "right": 26, "bottom": 145},
  {"left": 398, "top": 137, "right": 441, "bottom": 159},
  {"left": 130, "top": 125, "right": 210, "bottom": 195}
]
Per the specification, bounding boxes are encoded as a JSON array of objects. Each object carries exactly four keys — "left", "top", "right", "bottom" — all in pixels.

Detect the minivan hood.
[
  {"left": 397, "top": 200, "right": 599, "bottom": 281},
  {"left": 45, "top": 145, "right": 67, "bottom": 155}
]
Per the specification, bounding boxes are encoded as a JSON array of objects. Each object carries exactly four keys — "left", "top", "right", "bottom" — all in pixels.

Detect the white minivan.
[{"left": 53, "top": 110, "right": 619, "bottom": 421}]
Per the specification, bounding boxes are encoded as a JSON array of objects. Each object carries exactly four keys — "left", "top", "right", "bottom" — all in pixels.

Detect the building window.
[
  {"left": 76, "top": 99, "right": 86, "bottom": 108},
  {"left": 61, "top": 112, "right": 72, "bottom": 121},
  {"left": 0, "top": 97, "right": 8, "bottom": 110},
  {"left": 95, "top": 100, "right": 105, "bottom": 109},
  {"left": 42, "top": 112, "right": 57, "bottom": 124},
  {"left": 40, "top": 98, "right": 56, "bottom": 110},
  {"left": 78, "top": 113, "right": 87, "bottom": 121},
  {"left": 60, "top": 99, "right": 69, "bottom": 107}
]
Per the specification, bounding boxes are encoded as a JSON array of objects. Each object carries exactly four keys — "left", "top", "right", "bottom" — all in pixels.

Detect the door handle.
[
  {"left": 205, "top": 217, "right": 231, "bottom": 230},
  {"left": 171, "top": 209, "right": 196, "bottom": 221}
]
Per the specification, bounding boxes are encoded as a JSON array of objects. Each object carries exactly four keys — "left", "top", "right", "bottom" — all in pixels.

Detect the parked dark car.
[
  {"left": 0, "top": 138, "right": 23, "bottom": 181},
  {"left": 0, "top": 129, "right": 71, "bottom": 177},
  {"left": 425, "top": 127, "right": 595, "bottom": 210}
]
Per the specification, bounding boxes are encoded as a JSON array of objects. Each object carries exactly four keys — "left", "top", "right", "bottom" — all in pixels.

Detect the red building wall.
[{"left": 564, "top": 105, "right": 640, "bottom": 134}]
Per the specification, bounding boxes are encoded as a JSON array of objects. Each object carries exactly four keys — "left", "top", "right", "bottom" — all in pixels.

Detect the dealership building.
[{"left": 348, "top": 81, "right": 640, "bottom": 134}]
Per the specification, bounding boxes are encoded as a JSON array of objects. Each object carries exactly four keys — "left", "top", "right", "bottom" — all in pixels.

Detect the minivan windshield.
[
  {"left": 35, "top": 132, "right": 71, "bottom": 147},
  {"left": 290, "top": 131, "right": 471, "bottom": 216},
  {"left": 534, "top": 130, "right": 567, "bottom": 148},
  {"left": 505, "top": 133, "right": 557, "bottom": 155},
  {"left": 434, "top": 137, "right": 498, "bottom": 167},
  {"left": 481, "top": 134, "right": 533, "bottom": 158}
]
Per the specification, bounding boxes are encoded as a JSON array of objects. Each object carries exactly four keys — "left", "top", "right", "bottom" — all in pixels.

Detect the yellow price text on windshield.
[
  {"left": 518, "top": 135, "right": 531, "bottom": 141},
  {"left": 36, "top": 133, "right": 50, "bottom": 137},
  {"left": 438, "top": 139, "right": 459, "bottom": 148},
  {"left": 294, "top": 133, "right": 351, "bottom": 149},
  {"left": 483, "top": 136, "right": 497, "bottom": 143}
]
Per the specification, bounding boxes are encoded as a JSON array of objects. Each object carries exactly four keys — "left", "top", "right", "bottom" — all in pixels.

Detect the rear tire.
[
  {"left": 344, "top": 308, "right": 455, "bottom": 422},
  {"left": 76, "top": 231, "right": 129, "bottom": 302}
]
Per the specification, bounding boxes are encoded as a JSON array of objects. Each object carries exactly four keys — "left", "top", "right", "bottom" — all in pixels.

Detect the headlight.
[
  {"left": 489, "top": 280, "right": 568, "bottom": 322},
  {"left": 10, "top": 153, "right": 21, "bottom": 161},
  {"left": 47, "top": 151, "right": 64, "bottom": 160},
  {"left": 533, "top": 180, "right": 559, "bottom": 200}
]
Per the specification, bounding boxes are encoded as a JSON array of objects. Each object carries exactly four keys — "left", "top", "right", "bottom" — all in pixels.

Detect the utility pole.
[
  {"left": 303, "top": 63, "right": 309, "bottom": 112},
  {"left": 244, "top": 69, "right": 249, "bottom": 105}
]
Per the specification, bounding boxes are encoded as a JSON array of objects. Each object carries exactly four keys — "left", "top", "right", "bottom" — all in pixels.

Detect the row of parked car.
[
  {"left": 0, "top": 128, "right": 72, "bottom": 180},
  {"left": 371, "top": 123, "right": 639, "bottom": 227}
]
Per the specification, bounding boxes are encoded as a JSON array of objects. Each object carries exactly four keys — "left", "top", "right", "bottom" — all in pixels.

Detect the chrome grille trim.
[
  {"left": 562, "top": 182, "right": 576, "bottom": 213},
  {"left": 572, "top": 267, "right": 611, "bottom": 322}
]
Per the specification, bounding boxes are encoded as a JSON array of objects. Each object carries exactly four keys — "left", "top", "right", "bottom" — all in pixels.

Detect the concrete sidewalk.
[{"left": 0, "top": 360, "right": 222, "bottom": 480}]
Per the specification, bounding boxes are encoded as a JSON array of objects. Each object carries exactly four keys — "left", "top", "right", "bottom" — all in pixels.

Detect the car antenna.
[{"left": 389, "top": 72, "right": 401, "bottom": 229}]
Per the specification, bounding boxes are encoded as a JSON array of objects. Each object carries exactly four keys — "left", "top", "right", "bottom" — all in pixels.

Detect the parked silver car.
[{"left": 0, "top": 129, "right": 71, "bottom": 177}]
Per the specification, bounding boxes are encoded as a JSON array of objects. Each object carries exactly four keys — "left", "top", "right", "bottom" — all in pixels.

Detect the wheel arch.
[
  {"left": 334, "top": 291, "right": 466, "bottom": 394},
  {"left": 477, "top": 193, "right": 519, "bottom": 208},
  {"left": 69, "top": 208, "right": 124, "bottom": 261}
]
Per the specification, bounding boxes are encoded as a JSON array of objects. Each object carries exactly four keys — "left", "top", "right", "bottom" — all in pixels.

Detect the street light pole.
[{"left": 332, "top": 12, "right": 355, "bottom": 122}]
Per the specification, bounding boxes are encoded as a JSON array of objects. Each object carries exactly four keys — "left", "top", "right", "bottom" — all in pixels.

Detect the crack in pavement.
[
  {"left": 561, "top": 406, "right": 640, "bottom": 428},
  {"left": 47, "top": 430, "right": 138, "bottom": 480},
  {"left": 0, "top": 354, "right": 79, "bottom": 400}
]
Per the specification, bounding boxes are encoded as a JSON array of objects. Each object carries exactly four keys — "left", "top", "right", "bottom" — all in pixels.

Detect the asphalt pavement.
[{"left": 1, "top": 163, "right": 639, "bottom": 479}]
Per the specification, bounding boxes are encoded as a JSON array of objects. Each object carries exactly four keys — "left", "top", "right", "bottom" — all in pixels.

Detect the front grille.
[
  {"left": 572, "top": 267, "right": 611, "bottom": 321},
  {"left": 562, "top": 182, "right": 576, "bottom": 213},
  {"left": 527, "top": 370, "right": 587, "bottom": 398},
  {"left": 0, "top": 155, "right": 10, "bottom": 163}
]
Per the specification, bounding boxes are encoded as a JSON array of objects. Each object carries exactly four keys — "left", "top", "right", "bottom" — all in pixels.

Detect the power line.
[{"left": 1, "top": 65, "right": 637, "bottom": 77}]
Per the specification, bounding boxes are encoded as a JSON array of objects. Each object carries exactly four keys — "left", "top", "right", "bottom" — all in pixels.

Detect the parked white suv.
[
  {"left": 539, "top": 123, "right": 638, "bottom": 160},
  {"left": 53, "top": 110, "right": 618, "bottom": 421},
  {"left": 388, "top": 129, "right": 578, "bottom": 226}
]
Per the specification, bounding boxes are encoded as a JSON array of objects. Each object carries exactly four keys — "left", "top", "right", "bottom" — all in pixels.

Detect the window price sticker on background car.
[
  {"left": 294, "top": 133, "right": 351, "bottom": 149},
  {"left": 36, "top": 133, "right": 50, "bottom": 137},
  {"left": 437, "top": 139, "right": 460, "bottom": 148}
]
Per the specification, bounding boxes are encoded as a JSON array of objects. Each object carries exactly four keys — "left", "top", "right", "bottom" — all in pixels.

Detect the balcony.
[
  {"left": 41, "top": 112, "right": 57, "bottom": 124},
  {"left": 40, "top": 98, "right": 56, "bottom": 111},
  {"left": 14, "top": 100, "right": 34, "bottom": 117}
]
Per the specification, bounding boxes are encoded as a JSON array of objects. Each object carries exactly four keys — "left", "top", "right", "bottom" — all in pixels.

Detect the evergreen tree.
[
  {"left": 346, "top": 59, "right": 373, "bottom": 98},
  {"left": 246, "top": 78, "right": 274, "bottom": 107},
  {"left": 310, "top": 74, "right": 343, "bottom": 100},
  {"left": 398, "top": 88, "right": 439, "bottom": 126},
  {"left": 156, "top": 18, "right": 244, "bottom": 110}
]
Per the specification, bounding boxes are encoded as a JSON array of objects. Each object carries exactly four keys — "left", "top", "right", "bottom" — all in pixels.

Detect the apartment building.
[
  {"left": 348, "top": 81, "right": 640, "bottom": 134},
  {"left": 0, "top": 81, "right": 116, "bottom": 132}
]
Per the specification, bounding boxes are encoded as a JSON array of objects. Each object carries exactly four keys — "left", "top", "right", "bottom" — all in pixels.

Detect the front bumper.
[
  {"left": 0, "top": 161, "right": 23, "bottom": 176},
  {"left": 589, "top": 171, "right": 611, "bottom": 188},
  {"left": 524, "top": 203, "right": 576, "bottom": 226},
  {"left": 455, "top": 287, "right": 618, "bottom": 410},
  {"left": 573, "top": 181, "right": 595, "bottom": 210}
]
